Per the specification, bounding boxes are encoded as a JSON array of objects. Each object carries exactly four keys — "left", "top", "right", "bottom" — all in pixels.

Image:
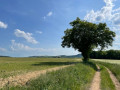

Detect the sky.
[{"left": 0, "top": 0, "right": 120, "bottom": 57}]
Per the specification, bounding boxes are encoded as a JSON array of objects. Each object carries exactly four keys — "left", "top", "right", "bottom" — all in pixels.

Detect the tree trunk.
[{"left": 82, "top": 51, "right": 89, "bottom": 62}]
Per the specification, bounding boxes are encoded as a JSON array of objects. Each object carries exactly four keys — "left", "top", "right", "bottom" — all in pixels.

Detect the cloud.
[
  {"left": 110, "top": 26, "right": 120, "bottom": 31},
  {"left": 10, "top": 40, "right": 57, "bottom": 52},
  {"left": 84, "top": 0, "right": 114, "bottom": 22},
  {"left": 14, "top": 29, "right": 38, "bottom": 44},
  {"left": 115, "top": 34, "right": 120, "bottom": 42},
  {"left": 0, "top": 21, "right": 7, "bottom": 29},
  {"left": 113, "top": 17, "right": 120, "bottom": 25},
  {"left": 11, "top": 40, "right": 32, "bottom": 51},
  {"left": 47, "top": 11, "right": 53, "bottom": 16},
  {"left": 84, "top": 0, "right": 120, "bottom": 50},
  {"left": 43, "top": 16, "right": 46, "bottom": 20},
  {"left": 0, "top": 48, "right": 7, "bottom": 52},
  {"left": 43, "top": 11, "right": 53, "bottom": 20},
  {"left": 84, "top": 0, "right": 120, "bottom": 26},
  {"left": 9, "top": 40, "right": 79, "bottom": 57},
  {"left": 36, "top": 31, "right": 42, "bottom": 34}
]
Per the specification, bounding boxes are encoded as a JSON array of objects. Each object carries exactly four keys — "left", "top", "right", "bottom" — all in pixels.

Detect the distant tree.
[
  {"left": 90, "top": 50, "right": 120, "bottom": 59},
  {"left": 61, "top": 17, "right": 116, "bottom": 62}
]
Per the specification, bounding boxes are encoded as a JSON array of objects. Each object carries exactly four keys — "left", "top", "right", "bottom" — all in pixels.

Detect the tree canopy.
[{"left": 61, "top": 17, "right": 116, "bottom": 62}]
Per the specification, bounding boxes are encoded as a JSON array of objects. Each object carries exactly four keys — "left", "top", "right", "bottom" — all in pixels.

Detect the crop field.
[
  {"left": 8, "top": 62, "right": 96, "bottom": 90},
  {"left": 1, "top": 57, "right": 120, "bottom": 90},
  {"left": 92, "top": 59, "right": 120, "bottom": 64},
  {"left": 0, "top": 57, "right": 81, "bottom": 78}
]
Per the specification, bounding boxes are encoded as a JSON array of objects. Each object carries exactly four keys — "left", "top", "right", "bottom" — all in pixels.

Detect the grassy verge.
[
  {"left": 94, "top": 61, "right": 120, "bottom": 82},
  {"left": 99, "top": 65, "right": 115, "bottom": 90},
  {"left": 93, "top": 61, "right": 120, "bottom": 82},
  {"left": 5, "top": 62, "right": 96, "bottom": 90},
  {"left": 0, "top": 58, "right": 80, "bottom": 78}
]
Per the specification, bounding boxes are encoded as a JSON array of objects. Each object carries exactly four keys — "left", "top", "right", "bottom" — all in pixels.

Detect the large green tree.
[{"left": 61, "top": 17, "right": 116, "bottom": 62}]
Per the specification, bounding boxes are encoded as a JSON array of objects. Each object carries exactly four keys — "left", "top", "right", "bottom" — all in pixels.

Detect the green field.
[
  {"left": 93, "top": 59, "right": 120, "bottom": 64},
  {"left": 1, "top": 57, "right": 120, "bottom": 90},
  {"left": 4, "top": 62, "right": 96, "bottom": 90},
  {"left": 0, "top": 57, "right": 98, "bottom": 90},
  {"left": 0, "top": 57, "right": 80, "bottom": 78},
  {"left": 94, "top": 60, "right": 120, "bottom": 82},
  {"left": 99, "top": 64, "right": 115, "bottom": 90}
]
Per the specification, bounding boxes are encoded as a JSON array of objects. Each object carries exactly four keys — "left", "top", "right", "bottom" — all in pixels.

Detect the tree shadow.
[
  {"left": 32, "top": 62, "right": 79, "bottom": 66},
  {"left": 32, "top": 61, "right": 98, "bottom": 71},
  {"left": 81, "top": 61, "right": 98, "bottom": 71}
]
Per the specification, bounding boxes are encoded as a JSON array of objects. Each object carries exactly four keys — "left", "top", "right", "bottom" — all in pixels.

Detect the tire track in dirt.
[
  {"left": 0, "top": 64, "right": 74, "bottom": 88},
  {"left": 89, "top": 65, "right": 101, "bottom": 90},
  {"left": 106, "top": 67, "right": 120, "bottom": 90}
]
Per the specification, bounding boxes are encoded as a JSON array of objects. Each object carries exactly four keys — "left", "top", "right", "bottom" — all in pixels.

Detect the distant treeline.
[
  {"left": 90, "top": 50, "right": 120, "bottom": 59},
  {"left": 0, "top": 56, "right": 10, "bottom": 57},
  {"left": 29, "top": 54, "right": 82, "bottom": 58}
]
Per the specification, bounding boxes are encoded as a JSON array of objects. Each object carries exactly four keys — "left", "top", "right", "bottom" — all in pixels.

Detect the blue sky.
[{"left": 0, "top": 0, "right": 120, "bottom": 57}]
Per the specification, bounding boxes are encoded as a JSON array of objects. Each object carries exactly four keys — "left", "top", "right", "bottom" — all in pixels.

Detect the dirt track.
[
  {"left": 89, "top": 65, "right": 101, "bottom": 90},
  {"left": 1, "top": 63, "right": 120, "bottom": 90},
  {"left": 106, "top": 67, "right": 120, "bottom": 90},
  {"left": 0, "top": 65, "right": 73, "bottom": 88},
  {"left": 90, "top": 65, "right": 120, "bottom": 90}
]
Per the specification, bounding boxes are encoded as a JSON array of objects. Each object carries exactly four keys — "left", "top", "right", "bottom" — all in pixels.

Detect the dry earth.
[
  {"left": 90, "top": 65, "right": 120, "bottom": 90},
  {"left": 0, "top": 64, "right": 74, "bottom": 88},
  {"left": 1, "top": 62, "right": 120, "bottom": 90},
  {"left": 106, "top": 67, "right": 120, "bottom": 90},
  {"left": 89, "top": 65, "right": 101, "bottom": 90}
]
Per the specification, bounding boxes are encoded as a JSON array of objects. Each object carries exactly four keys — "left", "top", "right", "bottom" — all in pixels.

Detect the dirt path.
[
  {"left": 89, "top": 65, "right": 101, "bottom": 90},
  {"left": 0, "top": 64, "right": 74, "bottom": 88},
  {"left": 106, "top": 67, "right": 120, "bottom": 90}
]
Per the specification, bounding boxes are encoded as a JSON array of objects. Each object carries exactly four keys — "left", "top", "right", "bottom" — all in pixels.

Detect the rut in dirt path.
[
  {"left": 106, "top": 67, "right": 120, "bottom": 90},
  {"left": 89, "top": 65, "right": 101, "bottom": 90},
  {"left": 0, "top": 64, "right": 74, "bottom": 88}
]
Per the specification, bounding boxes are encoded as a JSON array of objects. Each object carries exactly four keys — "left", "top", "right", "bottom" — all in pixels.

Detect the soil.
[
  {"left": 89, "top": 65, "right": 101, "bottom": 90},
  {"left": 90, "top": 65, "right": 120, "bottom": 90},
  {"left": 1, "top": 63, "right": 120, "bottom": 90},
  {"left": 106, "top": 67, "right": 120, "bottom": 90},
  {"left": 0, "top": 64, "right": 73, "bottom": 88}
]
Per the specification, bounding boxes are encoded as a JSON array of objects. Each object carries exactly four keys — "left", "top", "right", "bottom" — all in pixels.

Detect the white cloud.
[
  {"left": 47, "top": 11, "right": 53, "bottom": 16},
  {"left": 113, "top": 17, "right": 120, "bottom": 25},
  {"left": 84, "top": 10, "right": 106, "bottom": 22},
  {"left": 0, "top": 21, "right": 7, "bottom": 29},
  {"left": 9, "top": 40, "right": 79, "bottom": 57},
  {"left": 84, "top": 0, "right": 120, "bottom": 50},
  {"left": 113, "top": 7, "right": 120, "bottom": 12},
  {"left": 10, "top": 40, "right": 56, "bottom": 52},
  {"left": 110, "top": 26, "right": 120, "bottom": 31},
  {"left": 84, "top": 0, "right": 114, "bottom": 22},
  {"left": 114, "top": 43, "right": 120, "bottom": 45},
  {"left": 43, "top": 11, "right": 53, "bottom": 19},
  {"left": 36, "top": 31, "right": 42, "bottom": 34},
  {"left": 14, "top": 29, "right": 38, "bottom": 44},
  {"left": 11, "top": 40, "right": 32, "bottom": 51},
  {"left": 84, "top": 0, "right": 120, "bottom": 26},
  {"left": 115, "top": 35, "right": 120, "bottom": 42},
  {"left": 0, "top": 48, "right": 7, "bottom": 52}
]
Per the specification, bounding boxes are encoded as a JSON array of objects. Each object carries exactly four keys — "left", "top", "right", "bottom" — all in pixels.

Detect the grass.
[
  {"left": 0, "top": 57, "right": 81, "bottom": 78},
  {"left": 99, "top": 64, "right": 115, "bottom": 90},
  {"left": 92, "top": 59, "right": 120, "bottom": 64},
  {"left": 6, "top": 62, "right": 96, "bottom": 90},
  {"left": 92, "top": 59, "right": 120, "bottom": 82},
  {"left": 1, "top": 58, "right": 118, "bottom": 89}
]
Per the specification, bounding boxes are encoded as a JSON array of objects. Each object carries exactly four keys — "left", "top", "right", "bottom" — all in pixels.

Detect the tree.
[
  {"left": 90, "top": 50, "right": 120, "bottom": 59},
  {"left": 61, "top": 17, "right": 116, "bottom": 62}
]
